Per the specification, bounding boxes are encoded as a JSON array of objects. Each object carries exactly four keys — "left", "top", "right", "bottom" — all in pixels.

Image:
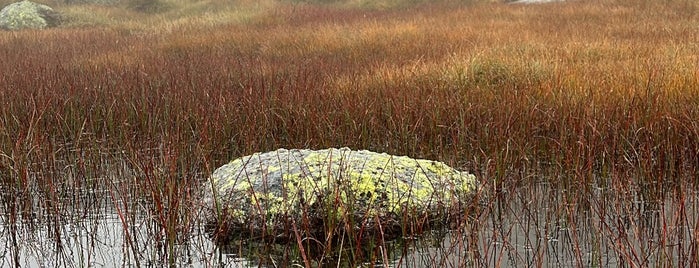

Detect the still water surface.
[{"left": 1, "top": 171, "right": 696, "bottom": 267}]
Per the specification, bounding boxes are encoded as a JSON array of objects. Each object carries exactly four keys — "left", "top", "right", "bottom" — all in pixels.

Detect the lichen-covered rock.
[
  {"left": 202, "top": 148, "right": 479, "bottom": 242},
  {"left": 0, "top": 0, "right": 60, "bottom": 30}
]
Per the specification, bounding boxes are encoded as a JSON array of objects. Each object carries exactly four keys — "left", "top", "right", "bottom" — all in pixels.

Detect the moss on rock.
[{"left": 202, "top": 148, "right": 479, "bottom": 242}]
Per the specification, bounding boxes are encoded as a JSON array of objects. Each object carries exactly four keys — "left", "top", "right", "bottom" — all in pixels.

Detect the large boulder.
[
  {"left": 0, "top": 0, "right": 60, "bottom": 30},
  {"left": 202, "top": 148, "right": 479, "bottom": 242}
]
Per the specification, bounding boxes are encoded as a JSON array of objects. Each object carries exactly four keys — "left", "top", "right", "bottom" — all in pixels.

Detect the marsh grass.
[{"left": 1, "top": 0, "right": 698, "bottom": 266}]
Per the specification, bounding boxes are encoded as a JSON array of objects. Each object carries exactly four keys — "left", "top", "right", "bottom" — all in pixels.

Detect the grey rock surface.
[{"left": 0, "top": 0, "right": 60, "bottom": 30}]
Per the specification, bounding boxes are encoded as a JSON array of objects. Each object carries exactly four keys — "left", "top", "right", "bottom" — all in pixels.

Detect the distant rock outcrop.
[
  {"left": 202, "top": 148, "right": 480, "bottom": 243},
  {"left": 0, "top": 0, "right": 60, "bottom": 30}
]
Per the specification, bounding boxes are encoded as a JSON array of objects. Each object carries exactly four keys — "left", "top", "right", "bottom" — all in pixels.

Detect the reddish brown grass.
[{"left": 1, "top": 0, "right": 698, "bottom": 266}]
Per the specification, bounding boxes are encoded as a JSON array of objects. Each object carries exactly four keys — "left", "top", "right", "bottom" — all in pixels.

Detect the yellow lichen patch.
[
  {"left": 232, "top": 180, "right": 251, "bottom": 192},
  {"left": 267, "top": 165, "right": 281, "bottom": 173},
  {"left": 250, "top": 191, "right": 285, "bottom": 216},
  {"left": 282, "top": 172, "right": 320, "bottom": 207},
  {"left": 225, "top": 207, "right": 246, "bottom": 221},
  {"left": 349, "top": 171, "right": 377, "bottom": 200}
]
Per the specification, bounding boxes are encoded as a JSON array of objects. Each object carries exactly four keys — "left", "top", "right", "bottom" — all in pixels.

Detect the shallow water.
[
  {"left": 474, "top": 182, "right": 698, "bottom": 267},
  {"left": 1, "top": 168, "right": 696, "bottom": 267}
]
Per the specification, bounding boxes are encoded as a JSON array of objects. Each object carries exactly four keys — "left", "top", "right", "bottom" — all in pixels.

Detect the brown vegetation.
[{"left": 1, "top": 0, "right": 698, "bottom": 266}]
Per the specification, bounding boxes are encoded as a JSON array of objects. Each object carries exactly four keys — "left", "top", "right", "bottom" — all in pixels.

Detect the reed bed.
[{"left": 1, "top": 0, "right": 698, "bottom": 266}]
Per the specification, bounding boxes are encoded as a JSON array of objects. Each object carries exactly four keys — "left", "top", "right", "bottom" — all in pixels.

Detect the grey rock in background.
[{"left": 0, "top": 0, "right": 60, "bottom": 30}]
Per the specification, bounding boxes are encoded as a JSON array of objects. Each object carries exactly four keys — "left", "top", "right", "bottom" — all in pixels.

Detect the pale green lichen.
[
  {"left": 0, "top": 1, "right": 60, "bottom": 30},
  {"left": 203, "top": 148, "right": 479, "bottom": 238}
]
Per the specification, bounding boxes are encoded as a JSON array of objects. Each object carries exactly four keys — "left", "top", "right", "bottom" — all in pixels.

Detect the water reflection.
[
  {"left": 1, "top": 178, "right": 696, "bottom": 267},
  {"left": 475, "top": 182, "right": 698, "bottom": 267}
]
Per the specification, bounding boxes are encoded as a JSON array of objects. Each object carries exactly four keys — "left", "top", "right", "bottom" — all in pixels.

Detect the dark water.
[{"left": 1, "top": 167, "right": 696, "bottom": 267}]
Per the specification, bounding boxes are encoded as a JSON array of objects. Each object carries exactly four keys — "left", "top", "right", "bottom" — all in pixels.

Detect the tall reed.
[{"left": 1, "top": 0, "right": 698, "bottom": 266}]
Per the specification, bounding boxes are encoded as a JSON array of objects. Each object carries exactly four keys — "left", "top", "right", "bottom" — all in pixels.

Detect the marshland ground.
[{"left": 1, "top": 0, "right": 698, "bottom": 266}]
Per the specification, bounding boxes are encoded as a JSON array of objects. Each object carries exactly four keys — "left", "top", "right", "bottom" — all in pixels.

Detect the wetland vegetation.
[{"left": 1, "top": 0, "right": 698, "bottom": 266}]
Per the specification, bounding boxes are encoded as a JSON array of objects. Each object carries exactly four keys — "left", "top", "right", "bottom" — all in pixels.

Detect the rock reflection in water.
[{"left": 1, "top": 180, "right": 696, "bottom": 267}]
